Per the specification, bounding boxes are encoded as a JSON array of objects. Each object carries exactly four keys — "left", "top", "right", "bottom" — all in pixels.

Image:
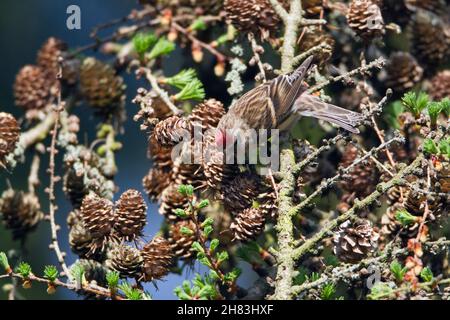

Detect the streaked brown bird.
[{"left": 216, "top": 56, "right": 363, "bottom": 147}]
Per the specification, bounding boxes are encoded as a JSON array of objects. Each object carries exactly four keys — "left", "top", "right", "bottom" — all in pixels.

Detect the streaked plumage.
[{"left": 217, "top": 56, "right": 363, "bottom": 146}]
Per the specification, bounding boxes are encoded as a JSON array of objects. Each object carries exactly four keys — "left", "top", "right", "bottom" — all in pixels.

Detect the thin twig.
[
  {"left": 142, "top": 67, "right": 181, "bottom": 115},
  {"left": 0, "top": 273, "right": 123, "bottom": 300},
  {"left": 46, "top": 62, "right": 70, "bottom": 278},
  {"left": 171, "top": 21, "right": 228, "bottom": 62},
  {"left": 292, "top": 42, "right": 332, "bottom": 68},
  {"left": 308, "top": 57, "right": 386, "bottom": 93},
  {"left": 291, "top": 136, "right": 404, "bottom": 217},
  {"left": 248, "top": 33, "right": 267, "bottom": 83},
  {"left": 292, "top": 134, "right": 344, "bottom": 176},
  {"left": 27, "top": 152, "right": 41, "bottom": 195},
  {"left": 415, "top": 163, "right": 432, "bottom": 244}
]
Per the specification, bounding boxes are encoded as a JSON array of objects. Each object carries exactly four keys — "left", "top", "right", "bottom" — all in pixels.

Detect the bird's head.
[
  {"left": 216, "top": 115, "right": 249, "bottom": 149},
  {"left": 215, "top": 128, "right": 234, "bottom": 148}
]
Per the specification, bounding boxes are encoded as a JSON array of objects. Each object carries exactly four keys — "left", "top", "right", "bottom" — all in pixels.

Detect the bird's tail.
[{"left": 294, "top": 93, "right": 364, "bottom": 133}]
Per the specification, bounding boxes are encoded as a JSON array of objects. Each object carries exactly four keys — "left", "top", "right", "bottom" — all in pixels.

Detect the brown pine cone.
[
  {"left": 114, "top": 189, "right": 147, "bottom": 241},
  {"left": 428, "top": 70, "right": 450, "bottom": 101},
  {"left": 143, "top": 167, "right": 172, "bottom": 202},
  {"left": 224, "top": 0, "right": 286, "bottom": 36},
  {"left": 141, "top": 236, "right": 174, "bottom": 281},
  {"left": 108, "top": 244, "right": 144, "bottom": 278},
  {"left": 37, "top": 37, "right": 67, "bottom": 75},
  {"left": 14, "top": 65, "right": 52, "bottom": 111},
  {"left": 202, "top": 133, "right": 238, "bottom": 191},
  {"left": 67, "top": 210, "right": 92, "bottom": 258},
  {"left": 152, "top": 116, "right": 192, "bottom": 147},
  {"left": 80, "top": 57, "right": 125, "bottom": 109},
  {"left": 404, "top": 189, "right": 443, "bottom": 219},
  {"left": 159, "top": 184, "right": 190, "bottom": 221},
  {"left": 410, "top": 10, "right": 450, "bottom": 68},
  {"left": 381, "top": 185, "right": 444, "bottom": 240},
  {"left": 333, "top": 219, "right": 379, "bottom": 263},
  {"left": 68, "top": 220, "right": 95, "bottom": 258},
  {"left": 0, "top": 112, "right": 20, "bottom": 167},
  {"left": 189, "top": 99, "right": 225, "bottom": 132},
  {"left": 298, "top": 27, "right": 335, "bottom": 68},
  {"left": 147, "top": 136, "right": 173, "bottom": 170},
  {"left": 37, "top": 37, "right": 79, "bottom": 85},
  {"left": 221, "top": 175, "right": 260, "bottom": 214},
  {"left": 0, "top": 189, "right": 43, "bottom": 240},
  {"left": 231, "top": 208, "right": 265, "bottom": 242},
  {"left": 347, "top": 0, "right": 385, "bottom": 41},
  {"left": 339, "top": 145, "right": 378, "bottom": 199},
  {"left": 381, "top": 202, "right": 420, "bottom": 238},
  {"left": 258, "top": 189, "right": 278, "bottom": 219},
  {"left": 385, "top": 52, "right": 423, "bottom": 94},
  {"left": 168, "top": 220, "right": 197, "bottom": 259},
  {"left": 80, "top": 193, "right": 115, "bottom": 253},
  {"left": 172, "top": 161, "right": 204, "bottom": 190}
]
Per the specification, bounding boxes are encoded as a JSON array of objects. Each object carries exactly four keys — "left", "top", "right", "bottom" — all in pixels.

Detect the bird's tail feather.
[{"left": 294, "top": 94, "right": 364, "bottom": 133}]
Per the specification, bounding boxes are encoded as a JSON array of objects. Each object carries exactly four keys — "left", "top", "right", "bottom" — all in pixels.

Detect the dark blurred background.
[{"left": 0, "top": 0, "right": 256, "bottom": 300}]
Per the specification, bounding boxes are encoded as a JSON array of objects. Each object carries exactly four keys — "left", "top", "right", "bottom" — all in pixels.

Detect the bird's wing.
[
  {"left": 268, "top": 56, "right": 314, "bottom": 122},
  {"left": 295, "top": 93, "right": 364, "bottom": 133},
  {"left": 225, "top": 56, "right": 314, "bottom": 129},
  {"left": 228, "top": 82, "right": 277, "bottom": 128}
]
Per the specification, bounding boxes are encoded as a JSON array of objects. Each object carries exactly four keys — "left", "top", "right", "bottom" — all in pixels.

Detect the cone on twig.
[
  {"left": 202, "top": 133, "right": 239, "bottom": 191},
  {"left": 0, "top": 113, "right": 20, "bottom": 167},
  {"left": 159, "top": 184, "right": 190, "bottom": 221},
  {"left": 428, "top": 70, "right": 450, "bottom": 101},
  {"left": 141, "top": 236, "right": 174, "bottom": 281},
  {"left": 347, "top": 0, "right": 385, "bottom": 41},
  {"left": 385, "top": 52, "right": 423, "bottom": 94},
  {"left": 80, "top": 57, "right": 125, "bottom": 109},
  {"left": 67, "top": 210, "right": 100, "bottom": 259},
  {"left": 108, "top": 244, "right": 144, "bottom": 278},
  {"left": 188, "top": 99, "right": 225, "bottom": 132},
  {"left": 0, "top": 189, "right": 43, "bottom": 240},
  {"left": 168, "top": 220, "right": 197, "bottom": 259},
  {"left": 224, "top": 0, "right": 286, "bottom": 37},
  {"left": 221, "top": 175, "right": 260, "bottom": 214},
  {"left": 80, "top": 193, "right": 115, "bottom": 253},
  {"left": 147, "top": 136, "right": 174, "bottom": 170},
  {"left": 410, "top": 10, "right": 450, "bottom": 68},
  {"left": 14, "top": 65, "right": 52, "bottom": 111},
  {"left": 339, "top": 145, "right": 378, "bottom": 199},
  {"left": 114, "top": 189, "right": 147, "bottom": 241},
  {"left": 143, "top": 168, "right": 172, "bottom": 202},
  {"left": 37, "top": 37, "right": 79, "bottom": 85},
  {"left": 152, "top": 116, "right": 192, "bottom": 147},
  {"left": 231, "top": 208, "right": 265, "bottom": 242},
  {"left": 333, "top": 219, "right": 379, "bottom": 263}
]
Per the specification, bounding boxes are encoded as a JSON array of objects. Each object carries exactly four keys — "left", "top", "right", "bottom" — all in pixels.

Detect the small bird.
[{"left": 216, "top": 56, "right": 364, "bottom": 147}]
